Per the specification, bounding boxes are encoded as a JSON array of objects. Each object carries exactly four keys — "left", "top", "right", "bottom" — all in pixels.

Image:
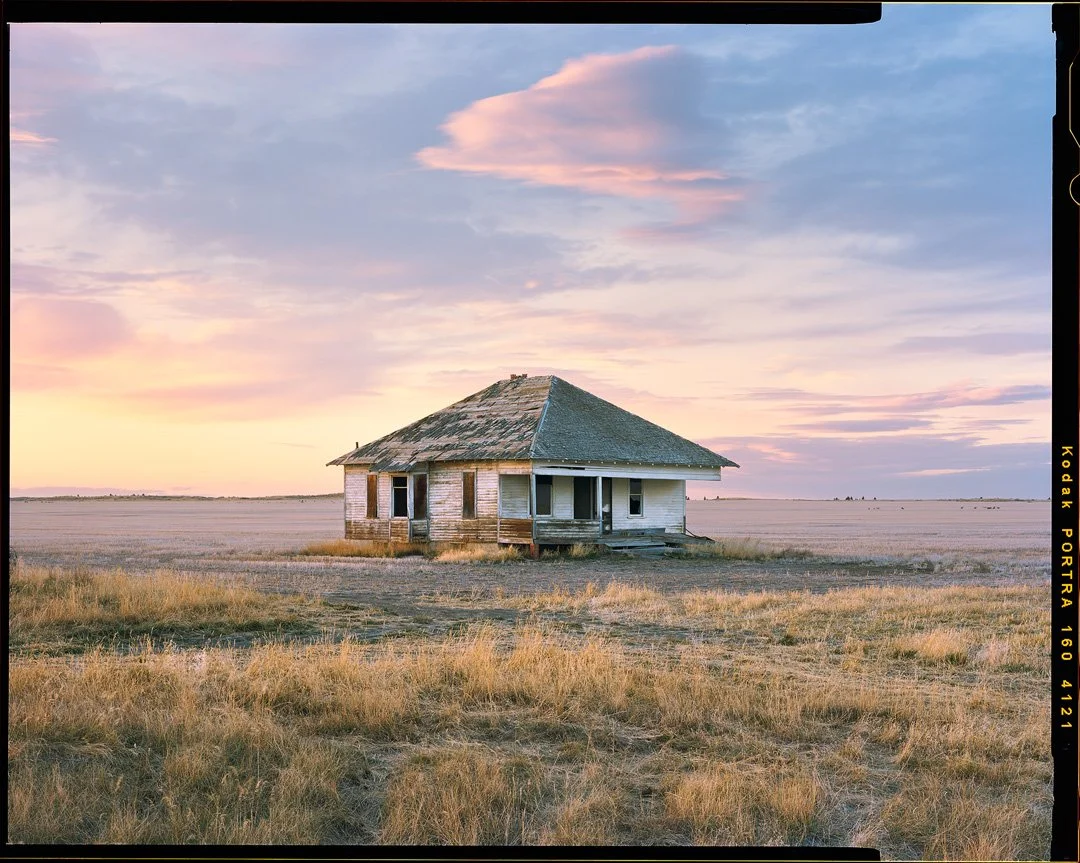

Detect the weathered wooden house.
[{"left": 327, "top": 374, "right": 738, "bottom": 551}]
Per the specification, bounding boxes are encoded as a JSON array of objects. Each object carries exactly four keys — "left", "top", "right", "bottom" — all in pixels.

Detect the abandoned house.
[{"left": 327, "top": 374, "right": 739, "bottom": 551}]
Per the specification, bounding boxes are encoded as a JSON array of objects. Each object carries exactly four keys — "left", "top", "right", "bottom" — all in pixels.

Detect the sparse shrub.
[{"left": 8, "top": 546, "right": 19, "bottom": 571}]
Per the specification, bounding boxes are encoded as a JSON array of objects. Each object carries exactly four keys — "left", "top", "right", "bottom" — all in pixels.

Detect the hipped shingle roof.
[{"left": 328, "top": 376, "right": 738, "bottom": 472}]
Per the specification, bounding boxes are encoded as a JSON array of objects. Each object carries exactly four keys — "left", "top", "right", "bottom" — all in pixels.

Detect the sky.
[{"left": 9, "top": 7, "right": 1054, "bottom": 499}]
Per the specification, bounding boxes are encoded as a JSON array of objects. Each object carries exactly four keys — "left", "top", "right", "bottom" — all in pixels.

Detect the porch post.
[
  {"left": 530, "top": 471, "right": 537, "bottom": 544},
  {"left": 597, "top": 474, "right": 602, "bottom": 539}
]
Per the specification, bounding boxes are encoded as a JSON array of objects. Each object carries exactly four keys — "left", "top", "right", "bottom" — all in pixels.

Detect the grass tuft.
[
  {"left": 665, "top": 762, "right": 826, "bottom": 845},
  {"left": 299, "top": 539, "right": 426, "bottom": 558},
  {"left": 436, "top": 545, "right": 524, "bottom": 563},
  {"left": 378, "top": 746, "right": 546, "bottom": 844},
  {"left": 891, "top": 627, "right": 971, "bottom": 665}
]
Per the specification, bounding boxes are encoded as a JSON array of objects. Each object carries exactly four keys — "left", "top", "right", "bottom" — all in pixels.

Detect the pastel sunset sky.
[{"left": 9, "top": 8, "right": 1053, "bottom": 499}]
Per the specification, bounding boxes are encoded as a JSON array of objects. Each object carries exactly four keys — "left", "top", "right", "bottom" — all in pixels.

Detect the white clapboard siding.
[
  {"left": 344, "top": 466, "right": 367, "bottom": 521},
  {"left": 611, "top": 477, "right": 685, "bottom": 532},
  {"left": 425, "top": 461, "right": 527, "bottom": 542}
]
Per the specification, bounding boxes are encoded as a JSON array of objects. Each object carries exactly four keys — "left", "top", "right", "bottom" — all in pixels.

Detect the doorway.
[{"left": 573, "top": 476, "right": 595, "bottom": 520}]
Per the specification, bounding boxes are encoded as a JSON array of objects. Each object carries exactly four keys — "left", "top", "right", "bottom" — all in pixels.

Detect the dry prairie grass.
[
  {"left": 890, "top": 627, "right": 971, "bottom": 665},
  {"left": 435, "top": 544, "right": 524, "bottom": 563},
  {"left": 491, "top": 582, "right": 1047, "bottom": 670},
  {"left": 7, "top": 566, "right": 1051, "bottom": 856},
  {"left": 300, "top": 539, "right": 426, "bottom": 558},
  {"left": 378, "top": 746, "right": 546, "bottom": 844},
  {"left": 8, "top": 647, "right": 357, "bottom": 844},
  {"left": 665, "top": 762, "right": 826, "bottom": 845},
  {"left": 8, "top": 565, "right": 312, "bottom": 653}
]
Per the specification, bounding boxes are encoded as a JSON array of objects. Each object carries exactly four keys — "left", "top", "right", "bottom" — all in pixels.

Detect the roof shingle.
[{"left": 328, "top": 376, "right": 738, "bottom": 471}]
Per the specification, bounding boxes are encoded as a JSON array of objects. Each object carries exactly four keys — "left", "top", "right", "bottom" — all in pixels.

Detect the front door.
[
  {"left": 573, "top": 476, "right": 595, "bottom": 520},
  {"left": 601, "top": 478, "right": 612, "bottom": 534}
]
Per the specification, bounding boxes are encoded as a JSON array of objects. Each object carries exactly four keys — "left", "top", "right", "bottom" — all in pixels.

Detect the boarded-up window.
[
  {"left": 498, "top": 474, "right": 530, "bottom": 518},
  {"left": 629, "top": 478, "right": 643, "bottom": 516},
  {"left": 366, "top": 473, "right": 379, "bottom": 519},
  {"left": 535, "top": 475, "right": 553, "bottom": 516},
  {"left": 413, "top": 475, "right": 427, "bottom": 519},
  {"left": 392, "top": 476, "right": 408, "bottom": 518},
  {"left": 462, "top": 471, "right": 476, "bottom": 519}
]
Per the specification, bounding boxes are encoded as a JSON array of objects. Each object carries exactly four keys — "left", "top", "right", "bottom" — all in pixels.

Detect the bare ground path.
[{"left": 9, "top": 497, "right": 1051, "bottom": 618}]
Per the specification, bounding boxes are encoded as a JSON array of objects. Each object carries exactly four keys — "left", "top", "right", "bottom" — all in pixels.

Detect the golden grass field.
[{"left": 7, "top": 497, "right": 1053, "bottom": 856}]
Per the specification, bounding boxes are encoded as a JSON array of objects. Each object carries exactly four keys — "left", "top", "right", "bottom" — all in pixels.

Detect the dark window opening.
[
  {"left": 573, "top": 476, "right": 595, "bottom": 520},
  {"left": 462, "top": 472, "right": 476, "bottom": 519},
  {"left": 413, "top": 474, "right": 427, "bottom": 520},
  {"left": 366, "top": 473, "right": 379, "bottom": 519},
  {"left": 392, "top": 476, "right": 408, "bottom": 518},
  {"left": 535, "top": 475, "right": 553, "bottom": 516},
  {"left": 629, "top": 479, "right": 643, "bottom": 516}
]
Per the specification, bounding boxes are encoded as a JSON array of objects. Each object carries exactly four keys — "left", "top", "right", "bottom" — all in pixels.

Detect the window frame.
[
  {"left": 391, "top": 475, "right": 409, "bottom": 519},
  {"left": 628, "top": 478, "right": 644, "bottom": 517}
]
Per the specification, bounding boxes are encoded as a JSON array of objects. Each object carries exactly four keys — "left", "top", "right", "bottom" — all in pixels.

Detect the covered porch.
[{"left": 495, "top": 462, "right": 721, "bottom": 546}]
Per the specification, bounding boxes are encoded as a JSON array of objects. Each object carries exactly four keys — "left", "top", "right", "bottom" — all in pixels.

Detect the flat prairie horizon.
[
  {"left": 7, "top": 491, "right": 1048, "bottom": 502},
  {"left": 9, "top": 496, "right": 1050, "bottom": 562}
]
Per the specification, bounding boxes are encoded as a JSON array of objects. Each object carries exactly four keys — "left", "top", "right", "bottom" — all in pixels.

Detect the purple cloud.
[{"left": 700, "top": 433, "right": 1050, "bottom": 499}]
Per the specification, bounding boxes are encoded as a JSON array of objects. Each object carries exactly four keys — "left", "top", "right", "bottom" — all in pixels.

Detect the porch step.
[
  {"left": 599, "top": 531, "right": 716, "bottom": 556},
  {"left": 601, "top": 537, "right": 668, "bottom": 549}
]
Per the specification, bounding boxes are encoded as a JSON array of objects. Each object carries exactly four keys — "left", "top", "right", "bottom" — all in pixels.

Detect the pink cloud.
[
  {"left": 744, "top": 382, "right": 1051, "bottom": 415},
  {"left": 11, "top": 297, "right": 134, "bottom": 363},
  {"left": 417, "top": 46, "right": 744, "bottom": 226},
  {"left": 10, "top": 127, "right": 58, "bottom": 145}
]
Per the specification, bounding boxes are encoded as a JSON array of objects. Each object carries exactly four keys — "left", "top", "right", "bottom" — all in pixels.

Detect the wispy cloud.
[
  {"left": 702, "top": 433, "right": 1050, "bottom": 499},
  {"left": 742, "top": 382, "right": 1051, "bottom": 416},
  {"left": 787, "top": 417, "right": 935, "bottom": 433},
  {"left": 892, "top": 332, "right": 1049, "bottom": 356},
  {"left": 10, "top": 128, "right": 58, "bottom": 145}
]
